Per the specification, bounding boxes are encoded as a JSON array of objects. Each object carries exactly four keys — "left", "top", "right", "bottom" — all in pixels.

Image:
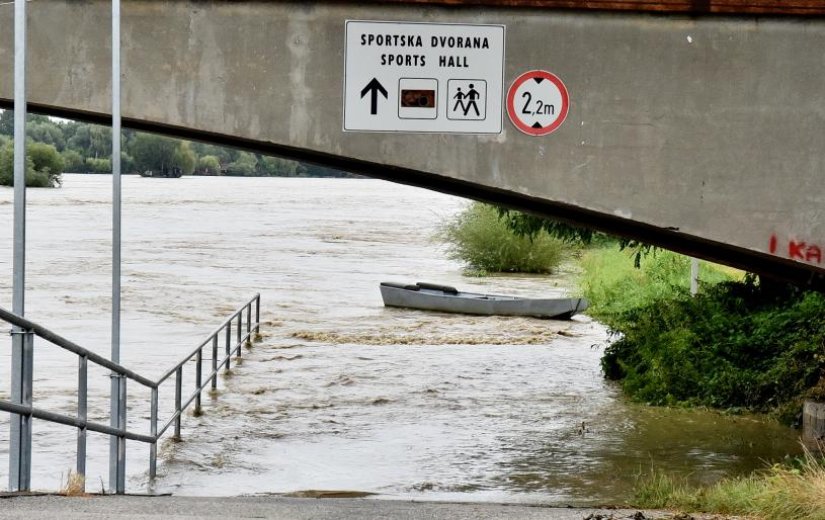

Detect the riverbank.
[{"left": 579, "top": 246, "right": 825, "bottom": 424}]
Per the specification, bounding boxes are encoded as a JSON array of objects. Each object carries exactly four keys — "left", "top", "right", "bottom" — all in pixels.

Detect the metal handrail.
[
  {"left": 0, "top": 293, "right": 261, "bottom": 492},
  {"left": 0, "top": 306, "right": 155, "bottom": 388}
]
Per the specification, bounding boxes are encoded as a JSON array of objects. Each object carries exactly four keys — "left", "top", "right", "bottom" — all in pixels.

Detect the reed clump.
[{"left": 59, "top": 470, "right": 87, "bottom": 497}]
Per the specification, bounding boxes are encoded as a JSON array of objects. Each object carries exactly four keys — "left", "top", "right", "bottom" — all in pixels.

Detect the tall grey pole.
[
  {"left": 109, "top": 0, "right": 126, "bottom": 494},
  {"left": 9, "top": 0, "right": 33, "bottom": 493}
]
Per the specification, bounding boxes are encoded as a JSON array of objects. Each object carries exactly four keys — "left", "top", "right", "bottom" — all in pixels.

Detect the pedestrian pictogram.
[
  {"left": 361, "top": 78, "right": 388, "bottom": 115},
  {"left": 506, "top": 70, "right": 569, "bottom": 136},
  {"left": 447, "top": 79, "right": 486, "bottom": 120}
]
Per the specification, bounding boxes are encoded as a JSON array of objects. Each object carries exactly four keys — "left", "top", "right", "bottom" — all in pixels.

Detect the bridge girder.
[{"left": 1, "top": 1, "right": 824, "bottom": 287}]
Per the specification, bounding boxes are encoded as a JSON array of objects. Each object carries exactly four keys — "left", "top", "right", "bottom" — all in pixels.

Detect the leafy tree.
[
  {"left": 27, "top": 142, "right": 64, "bottom": 185},
  {"left": 0, "top": 110, "right": 13, "bottom": 136},
  {"left": 173, "top": 141, "right": 196, "bottom": 175},
  {"left": 88, "top": 126, "right": 112, "bottom": 159},
  {"left": 66, "top": 124, "right": 91, "bottom": 154},
  {"left": 27, "top": 121, "right": 66, "bottom": 151},
  {"left": 225, "top": 151, "right": 258, "bottom": 176},
  {"left": 61, "top": 149, "right": 86, "bottom": 172},
  {"left": 0, "top": 140, "right": 56, "bottom": 187},
  {"left": 197, "top": 155, "right": 221, "bottom": 175},
  {"left": 259, "top": 156, "right": 303, "bottom": 177},
  {"left": 130, "top": 133, "right": 178, "bottom": 172},
  {"left": 120, "top": 152, "right": 135, "bottom": 174},
  {"left": 85, "top": 157, "right": 111, "bottom": 173},
  {"left": 499, "top": 209, "right": 653, "bottom": 266},
  {"left": 191, "top": 141, "right": 238, "bottom": 164}
]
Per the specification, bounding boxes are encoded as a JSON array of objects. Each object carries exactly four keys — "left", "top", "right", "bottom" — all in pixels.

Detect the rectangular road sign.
[{"left": 343, "top": 21, "right": 505, "bottom": 134}]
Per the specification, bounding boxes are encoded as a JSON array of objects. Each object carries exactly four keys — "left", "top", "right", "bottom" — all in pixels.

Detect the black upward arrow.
[{"left": 360, "top": 78, "right": 388, "bottom": 115}]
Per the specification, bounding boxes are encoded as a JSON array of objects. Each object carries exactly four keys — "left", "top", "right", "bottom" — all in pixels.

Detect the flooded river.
[{"left": 0, "top": 174, "right": 801, "bottom": 503}]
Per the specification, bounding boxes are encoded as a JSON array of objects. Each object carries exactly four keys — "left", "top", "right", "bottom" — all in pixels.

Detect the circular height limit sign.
[{"left": 506, "top": 70, "right": 569, "bottom": 136}]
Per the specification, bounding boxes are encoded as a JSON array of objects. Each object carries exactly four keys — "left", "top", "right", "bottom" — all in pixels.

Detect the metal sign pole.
[
  {"left": 9, "top": 0, "right": 32, "bottom": 493},
  {"left": 109, "top": 0, "right": 126, "bottom": 494}
]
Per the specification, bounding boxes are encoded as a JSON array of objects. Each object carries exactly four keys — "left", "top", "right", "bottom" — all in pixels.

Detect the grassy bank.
[
  {"left": 579, "top": 246, "right": 734, "bottom": 320},
  {"left": 634, "top": 448, "right": 825, "bottom": 519},
  {"left": 580, "top": 246, "right": 825, "bottom": 420}
]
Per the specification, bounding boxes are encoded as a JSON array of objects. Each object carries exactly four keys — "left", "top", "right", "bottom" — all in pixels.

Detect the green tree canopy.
[
  {"left": 28, "top": 142, "right": 64, "bottom": 177},
  {"left": 197, "top": 155, "right": 221, "bottom": 175},
  {"left": 130, "top": 133, "right": 179, "bottom": 173}
]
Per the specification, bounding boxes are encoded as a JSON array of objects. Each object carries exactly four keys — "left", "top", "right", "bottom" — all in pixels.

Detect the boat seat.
[{"left": 416, "top": 282, "right": 459, "bottom": 295}]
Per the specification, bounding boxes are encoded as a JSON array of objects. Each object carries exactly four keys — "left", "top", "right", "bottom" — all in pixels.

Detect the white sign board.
[{"left": 343, "top": 21, "right": 505, "bottom": 134}]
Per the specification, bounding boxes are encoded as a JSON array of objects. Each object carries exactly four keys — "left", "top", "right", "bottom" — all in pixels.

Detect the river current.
[{"left": 0, "top": 175, "right": 800, "bottom": 502}]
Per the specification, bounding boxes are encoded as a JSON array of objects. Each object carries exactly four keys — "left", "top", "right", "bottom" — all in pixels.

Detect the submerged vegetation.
[
  {"left": 438, "top": 202, "right": 568, "bottom": 274},
  {"left": 0, "top": 138, "right": 64, "bottom": 187},
  {"left": 439, "top": 206, "right": 825, "bottom": 422},
  {"left": 579, "top": 246, "right": 825, "bottom": 422}
]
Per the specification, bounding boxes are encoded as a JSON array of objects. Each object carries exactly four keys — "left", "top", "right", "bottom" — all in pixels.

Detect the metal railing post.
[
  {"left": 211, "top": 335, "right": 218, "bottom": 390},
  {"left": 174, "top": 367, "right": 182, "bottom": 440},
  {"left": 246, "top": 303, "right": 252, "bottom": 342},
  {"left": 76, "top": 356, "right": 88, "bottom": 481},
  {"left": 0, "top": 294, "right": 262, "bottom": 494},
  {"left": 225, "top": 322, "right": 231, "bottom": 371},
  {"left": 255, "top": 295, "right": 261, "bottom": 335},
  {"left": 149, "top": 387, "right": 158, "bottom": 479},
  {"left": 195, "top": 349, "right": 202, "bottom": 414},
  {"left": 10, "top": 330, "right": 34, "bottom": 492},
  {"left": 236, "top": 313, "right": 242, "bottom": 357},
  {"left": 116, "top": 376, "right": 127, "bottom": 493}
]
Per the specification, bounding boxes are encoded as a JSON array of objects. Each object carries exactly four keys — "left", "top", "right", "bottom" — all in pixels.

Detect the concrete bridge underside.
[{"left": 1, "top": 1, "right": 824, "bottom": 287}]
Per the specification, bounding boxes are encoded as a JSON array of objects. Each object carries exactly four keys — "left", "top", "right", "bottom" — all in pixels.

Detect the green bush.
[
  {"left": 438, "top": 202, "right": 567, "bottom": 274},
  {"left": 600, "top": 277, "right": 825, "bottom": 412},
  {"left": 85, "top": 157, "right": 111, "bottom": 173},
  {"left": 61, "top": 149, "right": 86, "bottom": 173},
  {"left": 197, "top": 155, "right": 221, "bottom": 175},
  {"left": 0, "top": 141, "right": 60, "bottom": 187},
  {"left": 580, "top": 246, "right": 825, "bottom": 416}
]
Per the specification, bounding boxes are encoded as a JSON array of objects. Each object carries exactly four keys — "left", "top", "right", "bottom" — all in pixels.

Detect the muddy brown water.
[{"left": 0, "top": 175, "right": 800, "bottom": 503}]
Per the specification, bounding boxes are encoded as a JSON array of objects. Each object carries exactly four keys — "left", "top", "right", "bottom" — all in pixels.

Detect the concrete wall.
[{"left": 1, "top": 1, "right": 823, "bottom": 285}]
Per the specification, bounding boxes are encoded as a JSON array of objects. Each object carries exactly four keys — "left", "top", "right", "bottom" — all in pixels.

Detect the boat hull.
[{"left": 380, "top": 282, "right": 588, "bottom": 319}]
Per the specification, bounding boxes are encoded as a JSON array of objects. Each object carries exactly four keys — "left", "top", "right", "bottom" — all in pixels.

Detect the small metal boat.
[{"left": 380, "top": 282, "right": 588, "bottom": 319}]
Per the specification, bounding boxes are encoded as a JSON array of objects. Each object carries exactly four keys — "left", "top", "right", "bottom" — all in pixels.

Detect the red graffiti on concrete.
[{"left": 769, "top": 234, "right": 823, "bottom": 265}]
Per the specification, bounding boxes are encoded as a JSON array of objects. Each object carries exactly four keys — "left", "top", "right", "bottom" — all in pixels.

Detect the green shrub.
[
  {"left": 0, "top": 141, "right": 59, "bottom": 187},
  {"left": 600, "top": 277, "right": 825, "bottom": 411},
  {"left": 85, "top": 157, "right": 111, "bottom": 173},
  {"left": 61, "top": 149, "right": 86, "bottom": 173},
  {"left": 580, "top": 246, "right": 825, "bottom": 415},
  {"left": 438, "top": 202, "right": 567, "bottom": 274}
]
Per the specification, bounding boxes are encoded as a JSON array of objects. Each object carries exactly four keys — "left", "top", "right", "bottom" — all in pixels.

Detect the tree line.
[{"left": 0, "top": 110, "right": 351, "bottom": 187}]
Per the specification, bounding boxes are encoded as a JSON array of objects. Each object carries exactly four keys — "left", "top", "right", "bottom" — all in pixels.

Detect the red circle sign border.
[{"left": 506, "top": 70, "right": 570, "bottom": 137}]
